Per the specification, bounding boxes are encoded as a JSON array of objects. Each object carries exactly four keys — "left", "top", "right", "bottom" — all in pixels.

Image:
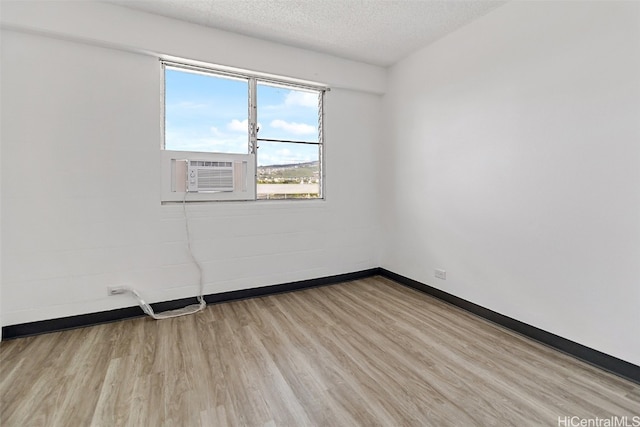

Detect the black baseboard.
[
  {"left": 378, "top": 268, "right": 640, "bottom": 384},
  {"left": 3, "top": 266, "right": 638, "bottom": 385},
  {"left": 1, "top": 268, "right": 378, "bottom": 340}
]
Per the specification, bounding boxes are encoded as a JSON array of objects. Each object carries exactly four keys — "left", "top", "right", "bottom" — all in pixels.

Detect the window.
[
  {"left": 161, "top": 61, "right": 325, "bottom": 202},
  {"left": 256, "top": 82, "right": 322, "bottom": 199},
  {"left": 164, "top": 67, "right": 249, "bottom": 154}
]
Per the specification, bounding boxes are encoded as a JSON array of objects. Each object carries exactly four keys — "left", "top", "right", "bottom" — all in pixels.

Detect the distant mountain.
[
  {"left": 258, "top": 161, "right": 320, "bottom": 183},
  {"left": 258, "top": 160, "right": 319, "bottom": 169}
]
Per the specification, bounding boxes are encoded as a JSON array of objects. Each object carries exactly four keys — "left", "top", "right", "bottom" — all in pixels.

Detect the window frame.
[{"left": 161, "top": 60, "right": 327, "bottom": 202}]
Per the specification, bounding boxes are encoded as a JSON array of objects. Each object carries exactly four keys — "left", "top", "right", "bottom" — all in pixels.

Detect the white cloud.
[
  {"left": 227, "top": 119, "right": 248, "bottom": 132},
  {"left": 284, "top": 91, "right": 318, "bottom": 108},
  {"left": 227, "top": 119, "right": 262, "bottom": 133},
  {"left": 270, "top": 119, "right": 316, "bottom": 135},
  {"left": 165, "top": 128, "right": 247, "bottom": 153}
]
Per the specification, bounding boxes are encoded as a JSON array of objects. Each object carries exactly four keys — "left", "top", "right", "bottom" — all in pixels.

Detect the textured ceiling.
[{"left": 105, "top": 0, "right": 506, "bottom": 66}]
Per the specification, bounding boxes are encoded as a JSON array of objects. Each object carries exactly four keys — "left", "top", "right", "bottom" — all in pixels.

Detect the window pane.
[
  {"left": 165, "top": 67, "right": 248, "bottom": 153},
  {"left": 257, "top": 141, "right": 320, "bottom": 199},
  {"left": 257, "top": 82, "right": 319, "bottom": 143}
]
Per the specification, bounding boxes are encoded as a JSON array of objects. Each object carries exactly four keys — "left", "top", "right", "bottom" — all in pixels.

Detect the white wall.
[
  {"left": 0, "top": 0, "right": 385, "bottom": 94},
  {"left": 2, "top": 0, "right": 637, "bottom": 369},
  {"left": 382, "top": 1, "right": 640, "bottom": 365},
  {"left": 0, "top": 3, "right": 383, "bottom": 325},
  {"left": 0, "top": 45, "right": 3, "bottom": 340}
]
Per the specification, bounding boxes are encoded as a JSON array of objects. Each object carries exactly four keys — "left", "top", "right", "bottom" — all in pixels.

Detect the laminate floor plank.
[
  {"left": 368, "top": 280, "right": 633, "bottom": 415},
  {"left": 361, "top": 277, "right": 639, "bottom": 414},
  {"left": 281, "top": 290, "right": 445, "bottom": 424},
  {"left": 378, "top": 278, "right": 640, "bottom": 416},
  {"left": 1, "top": 276, "right": 638, "bottom": 426},
  {"left": 248, "top": 298, "right": 357, "bottom": 427},
  {"left": 327, "top": 281, "right": 567, "bottom": 420},
  {"left": 270, "top": 294, "right": 389, "bottom": 398},
  {"left": 311, "top": 284, "right": 546, "bottom": 425}
]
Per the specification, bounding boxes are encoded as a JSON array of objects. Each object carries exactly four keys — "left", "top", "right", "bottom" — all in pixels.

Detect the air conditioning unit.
[
  {"left": 187, "top": 160, "right": 234, "bottom": 192},
  {"left": 163, "top": 151, "right": 253, "bottom": 202}
]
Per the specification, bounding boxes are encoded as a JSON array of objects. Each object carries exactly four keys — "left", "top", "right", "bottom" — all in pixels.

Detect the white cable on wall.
[{"left": 121, "top": 191, "right": 206, "bottom": 320}]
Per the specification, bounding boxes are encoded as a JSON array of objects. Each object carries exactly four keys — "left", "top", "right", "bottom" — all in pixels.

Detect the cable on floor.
[{"left": 120, "top": 190, "right": 206, "bottom": 319}]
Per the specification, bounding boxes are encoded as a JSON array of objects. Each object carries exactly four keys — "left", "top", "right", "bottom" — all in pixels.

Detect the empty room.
[{"left": 1, "top": 0, "right": 639, "bottom": 425}]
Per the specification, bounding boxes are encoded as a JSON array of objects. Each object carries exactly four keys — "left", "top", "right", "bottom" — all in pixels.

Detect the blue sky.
[{"left": 165, "top": 68, "right": 319, "bottom": 166}]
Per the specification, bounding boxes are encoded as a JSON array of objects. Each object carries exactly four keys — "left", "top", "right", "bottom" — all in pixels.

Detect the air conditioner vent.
[
  {"left": 190, "top": 161, "right": 232, "bottom": 168},
  {"left": 188, "top": 160, "right": 234, "bottom": 192}
]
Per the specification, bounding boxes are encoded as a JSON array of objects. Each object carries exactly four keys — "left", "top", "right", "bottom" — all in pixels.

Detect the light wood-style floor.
[{"left": 1, "top": 276, "right": 638, "bottom": 426}]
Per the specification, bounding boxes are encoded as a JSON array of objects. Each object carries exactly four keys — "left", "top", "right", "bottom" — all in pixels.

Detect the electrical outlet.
[
  {"left": 107, "top": 286, "right": 127, "bottom": 296},
  {"left": 435, "top": 269, "right": 447, "bottom": 280}
]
